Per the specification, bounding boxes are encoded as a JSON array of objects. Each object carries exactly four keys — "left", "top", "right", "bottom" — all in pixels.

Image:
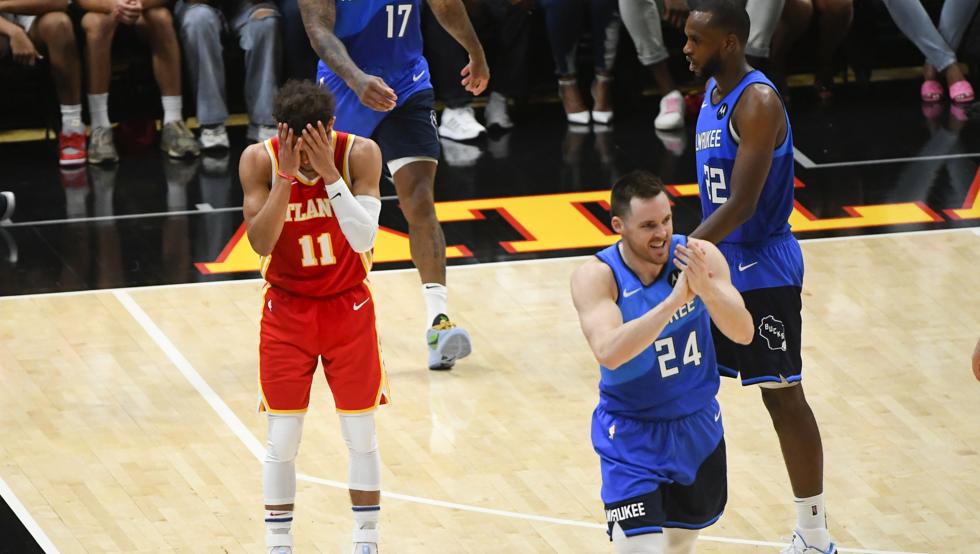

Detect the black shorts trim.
[
  {"left": 604, "top": 439, "right": 727, "bottom": 538},
  {"left": 714, "top": 286, "right": 803, "bottom": 385}
]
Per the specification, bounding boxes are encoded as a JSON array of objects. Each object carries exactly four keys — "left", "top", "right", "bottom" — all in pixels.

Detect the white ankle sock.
[
  {"left": 795, "top": 493, "right": 832, "bottom": 551},
  {"left": 264, "top": 509, "right": 292, "bottom": 536},
  {"left": 422, "top": 283, "right": 448, "bottom": 325},
  {"left": 61, "top": 104, "right": 84, "bottom": 134},
  {"left": 795, "top": 493, "right": 827, "bottom": 530},
  {"left": 161, "top": 95, "right": 183, "bottom": 125},
  {"left": 353, "top": 505, "right": 379, "bottom": 530},
  {"left": 87, "top": 93, "right": 110, "bottom": 129}
]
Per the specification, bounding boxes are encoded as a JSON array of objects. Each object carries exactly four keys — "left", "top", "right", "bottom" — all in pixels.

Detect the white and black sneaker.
[
  {"left": 439, "top": 106, "right": 486, "bottom": 141},
  {"left": 0, "top": 191, "right": 14, "bottom": 222},
  {"left": 200, "top": 124, "right": 230, "bottom": 150}
]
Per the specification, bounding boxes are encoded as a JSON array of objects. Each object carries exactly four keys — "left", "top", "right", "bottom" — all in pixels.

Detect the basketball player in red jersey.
[{"left": 239, "top": 79, "right": 386, "bottom": 554}]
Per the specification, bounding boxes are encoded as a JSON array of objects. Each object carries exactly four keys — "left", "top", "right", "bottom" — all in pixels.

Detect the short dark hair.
[
  {"left": 273, "top": 79, "right": 336, "bottom": 134},
  {"left": 690, "top": 0, "right": 751, "bottom": 44},
  {"left": 610, "top": 170, "right": 666, "bottom": 219}
]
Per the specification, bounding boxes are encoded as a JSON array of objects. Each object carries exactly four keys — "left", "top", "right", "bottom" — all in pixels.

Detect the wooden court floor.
[{"left": 1, "top": 229, "right": 979, "bottom": 554}]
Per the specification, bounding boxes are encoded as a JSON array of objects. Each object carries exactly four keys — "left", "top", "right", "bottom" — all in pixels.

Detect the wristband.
[{"left": 276, "top": 170, "right": 295, "bottom": 183}]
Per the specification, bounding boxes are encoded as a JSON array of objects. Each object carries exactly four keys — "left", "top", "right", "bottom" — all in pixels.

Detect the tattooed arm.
[
  {"left": 297, "top": 0, "right": 397, "bottom": 111},
  {"left": 426, "top": 0, "right": 489, "bottom": 94}
]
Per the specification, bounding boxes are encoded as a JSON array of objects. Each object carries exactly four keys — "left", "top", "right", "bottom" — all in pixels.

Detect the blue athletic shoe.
[{"left": 426, "top": 314, "right": 472, "bottom": 370}]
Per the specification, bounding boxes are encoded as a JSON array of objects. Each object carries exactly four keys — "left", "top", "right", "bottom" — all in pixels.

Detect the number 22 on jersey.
[
  {"left": 703, "top": 164, "right": 728, "bottom": 205},
  {"left": 654, "top": 330, "right": 703, "bottom": 378}
]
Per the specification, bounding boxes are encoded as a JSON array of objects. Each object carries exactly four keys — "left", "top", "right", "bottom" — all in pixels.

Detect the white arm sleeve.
[{"left": 324, "top": 178, "right": 381, "bottom": 253}]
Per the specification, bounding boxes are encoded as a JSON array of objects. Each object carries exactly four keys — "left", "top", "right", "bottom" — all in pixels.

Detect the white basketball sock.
[
  {"left": 422, "top": 283, "right": 448, "bottom": 325},
  {"left": 161, "top": 95, "right": 183, "bottom": 125},
  {"left": 795, "top": 493, "right": 832, "bottom": 551},
  {"left": 60, "top": 104, "right": 83, "bottom": 134},
  {"left": 87, "top": 93, "right": 110, "bottom": 129},
  {"left": 353, "top": 505, "right": 379, "bottom": 529},
  {"left": 265, "top": 509, "right": 292, "bottom": 535},
  {"left": 795, "top": 493, "right": 827, "bottom": 530}
]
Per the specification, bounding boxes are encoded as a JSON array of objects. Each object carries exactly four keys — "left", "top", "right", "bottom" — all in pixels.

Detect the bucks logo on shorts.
[{"left": 758, "top": 315, "right": 787, "bottom": 351}]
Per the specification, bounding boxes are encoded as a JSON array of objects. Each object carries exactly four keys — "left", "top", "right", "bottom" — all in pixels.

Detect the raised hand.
[
  {"left": 276, "top": 123, "right": 303, "bottom": 179},
  {"left": 352, "top": 73, "right": 397, "bottom": 112},
  {"left": 460, "top": 55, "right": 489, "bottom": 96},
  {"left": 667, "top": 270, "right": 695, "bottom": 308},
  {"left": 300, "top": 121, "right": 341, "bottom": 183},
  {"left": 674, "top": 241, "right": 715, "bottom": 298}
]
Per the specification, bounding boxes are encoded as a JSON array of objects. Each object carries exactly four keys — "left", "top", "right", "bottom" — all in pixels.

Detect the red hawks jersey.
[{"left": 260, "top": 131, "right": 373, "bottom": 298}]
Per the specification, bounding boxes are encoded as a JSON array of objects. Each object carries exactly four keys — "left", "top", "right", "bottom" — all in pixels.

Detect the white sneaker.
[
  {"left": 654, "top": 90, "right": 685, "bottom": 130},
  {"left": 655, "top": 129, "right": 686, "bottom": 156},
  {"left": 439, "top": 138, "right": 481, "bottom": 167},
  {"left": 268, "top": 547, "right": 291, "bottom": 554},
  {"left": 485, "top": 92, "right": 513, "bottom": 130},
  {"left": 439, "top": 106, "right": 486, "bottom": 141},
  {"left": 781, "top": 530, "right": 837, "bottom": 554},
  {"left": 256, "top": 125, "right": 277, "bottom": 142},
  {"left": 199, "top": 124, "right": 229, "bottom": 150}
]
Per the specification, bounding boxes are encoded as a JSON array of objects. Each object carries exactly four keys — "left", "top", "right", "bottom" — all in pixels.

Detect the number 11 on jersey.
[{"left": 299, "top": 233, "right": 336, "bottom": 267}]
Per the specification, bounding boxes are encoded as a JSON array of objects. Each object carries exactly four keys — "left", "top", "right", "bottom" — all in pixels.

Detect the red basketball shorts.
[{"left": 259, "top": 282, "right": 389, "bottom": 414}]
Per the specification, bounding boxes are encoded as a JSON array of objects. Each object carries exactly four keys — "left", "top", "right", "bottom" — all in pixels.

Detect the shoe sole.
[
  {"left": 654, "top": 118, "right": 684, "bottom": 131},
  {"left": 201, "top": 142, "right": 230, "bottom": 151},
  {"left": 60, "top": 157, "right": 87, "bottom": 166},
  {"left": 428, "top": 331, "right": 473, "bottom": 370},
  {"left": 87, "top": 156, "right": 119, "bottom": 165},
  {"left": 438, "top": 129, "right": 485, "bottom": 142},
  {"left": 164, "top": 147, "right": 201, "bottom": 159}
]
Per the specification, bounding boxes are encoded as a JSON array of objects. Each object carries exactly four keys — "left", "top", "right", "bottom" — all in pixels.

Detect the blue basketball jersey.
[
  {"left": 694, "top": 70, "right": 794, "bottom": 245},
  {"left": 317, "top": 0, "right": 432, "bottom": 137},
  {"left": 594, "top": 236, "right": 719, "bottom": 421}
]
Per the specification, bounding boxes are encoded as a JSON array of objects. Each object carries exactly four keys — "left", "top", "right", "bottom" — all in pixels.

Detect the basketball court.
[{"left": 2, "top": 61, "right": 980, "bottom": 553}]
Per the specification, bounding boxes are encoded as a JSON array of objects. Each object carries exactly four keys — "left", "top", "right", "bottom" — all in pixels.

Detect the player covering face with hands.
[{"left": 239, "top": 80, "right": 387, "bottom": 554}]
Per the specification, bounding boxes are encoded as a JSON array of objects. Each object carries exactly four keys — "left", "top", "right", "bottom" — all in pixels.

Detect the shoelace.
[{"left": 432, "top": 318, "right": 456, "bottom": 331}]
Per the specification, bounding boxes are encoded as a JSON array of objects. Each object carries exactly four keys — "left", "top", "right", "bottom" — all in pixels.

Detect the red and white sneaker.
[{"left": 59, "top": 132, "right": 87, "bottom": 166}]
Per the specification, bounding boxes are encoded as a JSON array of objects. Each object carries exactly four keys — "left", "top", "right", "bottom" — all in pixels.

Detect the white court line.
[
  {"left": 793, "top": 147, "right": 817, "bottom": 169},
  {"left": 113, "top": 290, "right": 929, "bottom": 554},
  {"left": 0, "top": 196, "right": 402, "bottom": 228},
  {"left": 792, "top": 148, "right": 980, "bottom": 169},
  {"left": 113, "top": 291, "right": 267, "bottom": 460},
  {"left": 0, "top": 206, "right": 241, "bottom": 228},
  {"left": 0, "top": 475, "right": 60, "bottom": 553},
  {"left": 4, "top": 226, "right": 977, "bottom": 302}
]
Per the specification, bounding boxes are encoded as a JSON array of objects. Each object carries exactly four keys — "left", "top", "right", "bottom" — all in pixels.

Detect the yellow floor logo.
[{"left": 197, "top": 174, "right": 979, "bottom": 275}]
